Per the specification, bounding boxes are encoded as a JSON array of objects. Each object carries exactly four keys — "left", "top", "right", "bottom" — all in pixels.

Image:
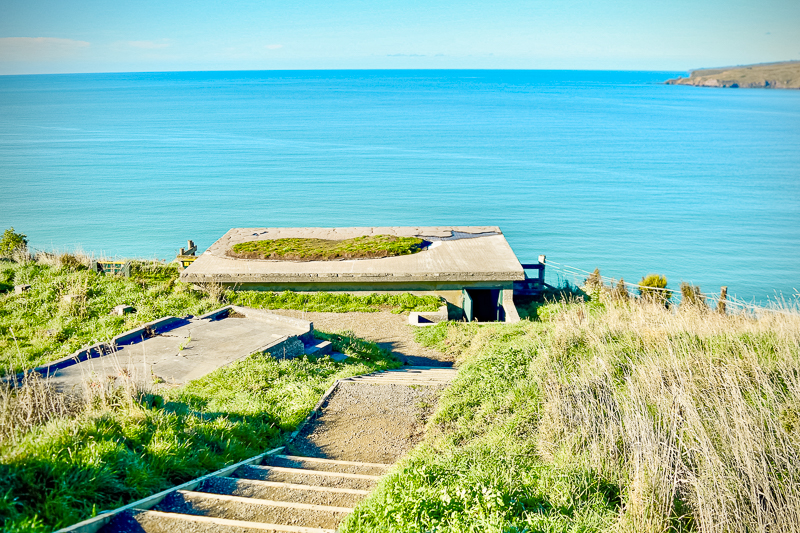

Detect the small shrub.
[
  {"left": 611, "top": 278, "right": 630, "bottom": 301},
  {"left": 58, "top": 254, "right": 87, "bottom": 271},
  {"left": 680, "top": 282, "right": 708, "bottom": 310},
  {"left": 638, "top": 273, "right": 672, "bottom": 305},
  {"left": 585, "top": 268, "right": 602, "bottom": 292},
  {"left": 0, "top": 228, "right": 28, "bottom": 259}
]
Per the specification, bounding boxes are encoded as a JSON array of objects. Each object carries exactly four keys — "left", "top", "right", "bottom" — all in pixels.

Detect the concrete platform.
[
  {"left": 44, "top": 306, "right": 314, "bottom": 392},
  {"left": 180, "top": 227, "right": 525, "bottom": 287}
]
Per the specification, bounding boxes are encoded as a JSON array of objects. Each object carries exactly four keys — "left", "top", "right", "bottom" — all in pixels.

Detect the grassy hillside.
[
  {"left": 342, "top": 298, "right": 800, "bottom": 532},
  {"left": 666, "top": 60, "right": 800, "bottom": 88}
]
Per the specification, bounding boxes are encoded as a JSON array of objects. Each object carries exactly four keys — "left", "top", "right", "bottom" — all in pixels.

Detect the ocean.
[{"left": 0, "top": 70, "right": 798, "bottom": 303}]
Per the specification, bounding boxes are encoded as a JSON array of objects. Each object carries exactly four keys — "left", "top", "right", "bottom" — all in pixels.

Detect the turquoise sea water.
[{"left": 0, "top": 70, "right": 798, "bottom": 303}]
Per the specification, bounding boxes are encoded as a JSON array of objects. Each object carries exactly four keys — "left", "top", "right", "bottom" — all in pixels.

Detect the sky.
[{"left": 0, "top": 0, "right": 798, "bottom": 75}]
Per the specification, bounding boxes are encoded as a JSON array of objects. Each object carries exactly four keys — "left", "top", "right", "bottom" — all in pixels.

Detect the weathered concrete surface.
[
  {"left": 46, "top": 307, "right": 313, "bottom": 392},
  {"left": 180, "top": 227, "right": 525, "bottom": 286}
]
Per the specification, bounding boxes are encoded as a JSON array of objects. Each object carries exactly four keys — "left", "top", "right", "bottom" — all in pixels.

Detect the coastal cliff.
[{"left": 666, "top": 60, "right": 800, "bottom": 89}]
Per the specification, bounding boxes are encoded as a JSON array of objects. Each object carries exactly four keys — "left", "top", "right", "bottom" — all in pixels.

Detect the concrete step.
[
  {"left": 304, "top": 340, "right": 332, "bottom": 356},
  {"left": 235, "top": 464, "right": 379, "bottom": 491},
  {"left": 155, "top": 490, "right": 351, "bottom": 530},
  {"left": 266, "top": 455, "right": 391, "bottom": 476},
  {"left": 348, "top": 374, "right": 455, "bottom": 381},
  {"left": 343, "top": 377, "right": 453, "bottom": 386},
  {"left": 110, "top": 509, "right": 335, "bottom": 532},
  {"left": 199, "top": 477, "right": 368, "bottom": 508}
]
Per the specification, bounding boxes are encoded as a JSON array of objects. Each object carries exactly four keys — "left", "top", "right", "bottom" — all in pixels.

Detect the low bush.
[
  {"left": 638, "top": 273, "right": 672, "bottom": 305},
  {"left": 0, "top": 228, "right": 27, "bottom": 259}
]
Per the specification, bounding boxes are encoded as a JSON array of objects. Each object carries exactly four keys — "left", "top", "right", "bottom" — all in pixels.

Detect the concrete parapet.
[{"left": 112, "top": 316, "right": 189, "bottom": 346}]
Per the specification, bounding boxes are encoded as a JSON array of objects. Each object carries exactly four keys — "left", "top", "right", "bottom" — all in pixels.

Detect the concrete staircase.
[
  {"left": 340, "top": 366, "right": 457, "bottom": 386},
  {"left": 104, "top": 454, "right": 390, "bottom": 533},
  {"left": 60, "top": 367, "right": 459, "bottom": 533}
]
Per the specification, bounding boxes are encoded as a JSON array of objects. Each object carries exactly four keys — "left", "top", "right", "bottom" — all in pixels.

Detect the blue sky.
[{"left": 1, "top": 0, "right": 798, "bottom": 74}]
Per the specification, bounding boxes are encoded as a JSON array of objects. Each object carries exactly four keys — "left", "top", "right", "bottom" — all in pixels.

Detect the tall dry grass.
[
  {"left": 1, "top": 347, "right": 155, "bottom": 445},
  {"left": 0, "top": 372, "right": 82, "bottom": 444},
  {"left": 537, "top": 302, "right": 800, "bottom": 533}
]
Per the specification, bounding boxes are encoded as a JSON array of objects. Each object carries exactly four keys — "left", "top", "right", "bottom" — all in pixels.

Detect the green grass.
[
  {"left": 0, "top": 259, "right": 441, "bottom": 373},
  {"left": 0, "top": 331, "right": 400, "bottom": 532},
  {"left": 342, "top": 299, "right": 800, "bottom": 533},
  {"left": 0, "top": 260, "right": 217, "bottom": 374},
  {"left": 227, "top": 290, "right": 442, "bottom": 314},
  {"left": 229, "top": 235, "right": 424, "bottom": 261}
]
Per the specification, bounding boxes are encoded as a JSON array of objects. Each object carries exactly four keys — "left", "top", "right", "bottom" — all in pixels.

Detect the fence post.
[
  {"left": 538, "top": 255, "right": 546, "bottom": 284},
  {"left": 718, "top": 286, "right": 727, "bottom": 314}
]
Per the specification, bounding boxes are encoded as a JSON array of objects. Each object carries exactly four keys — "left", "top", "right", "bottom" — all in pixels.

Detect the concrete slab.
[
  {"left": 45, "top": 307, "right": 313, "bottom": 392},
  {"left": 180, "top": 227, "right": 524, "bottom": 286}
]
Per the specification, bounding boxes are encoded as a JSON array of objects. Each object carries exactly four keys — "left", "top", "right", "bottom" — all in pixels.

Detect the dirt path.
[
  {"left": 288, "top": 380, "right": 445, "bottom": 464},
  {"left": 268, "top": 309, "right": 454, "bottom": 367}
]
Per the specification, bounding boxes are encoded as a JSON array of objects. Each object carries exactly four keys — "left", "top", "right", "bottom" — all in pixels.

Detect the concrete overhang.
[{"left": 180, "top": 226, "right": 525, "bottom": 286}]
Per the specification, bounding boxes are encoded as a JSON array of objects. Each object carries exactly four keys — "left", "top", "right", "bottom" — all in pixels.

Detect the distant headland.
[{"left": 666, "top": 60, "right": 800, "bottom": 89}]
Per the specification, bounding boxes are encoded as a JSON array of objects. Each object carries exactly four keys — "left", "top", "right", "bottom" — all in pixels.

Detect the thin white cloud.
[
  {"left": 265, "top": 44, "right": 283, "bottom": 50},
  {"left": 0, "top": 37, "right": 90, "bottom": 61},
  {"left": 128, "top": 40, "right": 171, "bottom": 50}
]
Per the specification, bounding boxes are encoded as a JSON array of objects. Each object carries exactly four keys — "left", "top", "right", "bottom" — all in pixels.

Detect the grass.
[
  {"left": 0, "top": 257, "right": 442, "bottom": 373},
  {"left": 229, "top": 235, "right": 424, "bottom": 261},
  {"left": 341, "top": 297, "right": 800, "bottom": 533},
  {"left": 227, "top": 290, "right": 442, "bottom": 314},
  {"left": 0, "top": 330, "right": 400, "bottom": 532}
]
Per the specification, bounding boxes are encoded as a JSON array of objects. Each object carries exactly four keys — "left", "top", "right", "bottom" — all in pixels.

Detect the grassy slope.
[
  {"left": 229, "top": 235, "right": 424, "bottom": 261},
  {"left": 0, "top": 259, "right": 441, "bottom": 373},
  {"left": 342, "top": 300, "right": 800, "bottom": 533},
  {"left": 1, "top": 332, "right": 400, "bottom": 532}
]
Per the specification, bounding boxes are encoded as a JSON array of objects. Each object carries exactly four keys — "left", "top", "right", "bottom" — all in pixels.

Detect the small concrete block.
[
  {"left": 305, "top": 340, "right": 333, "bottom": 356},
  {"left": 14, "top": 284, "right": 31, "bottom": 294},
  {"left": 330, "top": 352, "right": 349, "bottom": 362},
  {"left": 111, "top": 305, "right": 136, "bottom": 316},
  {"left": 62, "top": 294, "right": 80, "bottom": 303}
]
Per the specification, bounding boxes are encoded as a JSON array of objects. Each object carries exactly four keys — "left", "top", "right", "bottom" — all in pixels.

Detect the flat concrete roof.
[
  {"left": 180, "top": 227, "right": 525, "bottom": 285},
  {"left": 45, "top": 307, "right": 312, "bottom": 391}
]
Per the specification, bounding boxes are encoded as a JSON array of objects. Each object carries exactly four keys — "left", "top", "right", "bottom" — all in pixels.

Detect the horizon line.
[{"left": 0, "top": 67, "right": 696, "bottom": 77}]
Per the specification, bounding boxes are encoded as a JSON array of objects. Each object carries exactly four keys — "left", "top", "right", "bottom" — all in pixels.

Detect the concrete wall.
[{"left": 202, "top": 280, "right": 515, "bottom": 307}]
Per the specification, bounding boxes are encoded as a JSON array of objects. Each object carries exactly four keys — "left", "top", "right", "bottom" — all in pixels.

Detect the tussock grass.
[
  {"left": 342, "top": 299, "right": 800, "bottom": 533},
  {"left": 229, "top": 235, "right": 424, "bottom": 261}
]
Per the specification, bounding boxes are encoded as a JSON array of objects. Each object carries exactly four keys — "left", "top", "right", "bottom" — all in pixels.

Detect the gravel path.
[
  {"left": 268, "top": 309, "right": 454, "bottom": 367},
  {"left": 288, "top": 381, "right": 445, "bottom": 464}
]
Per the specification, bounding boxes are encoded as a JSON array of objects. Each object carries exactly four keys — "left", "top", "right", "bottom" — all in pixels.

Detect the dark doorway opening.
[{"left": 463, "top": 289, "right": 504, "bottom": 322}]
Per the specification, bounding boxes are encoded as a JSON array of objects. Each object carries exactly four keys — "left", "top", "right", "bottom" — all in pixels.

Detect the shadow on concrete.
[{"left": 376, "top": 340, "right": 454, "bottom": 368}]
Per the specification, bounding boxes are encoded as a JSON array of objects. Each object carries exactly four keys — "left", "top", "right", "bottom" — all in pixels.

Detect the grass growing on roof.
[
  {"left": 228, "top": 235, "right": 424, "bottom": 261},
  {"left": 342, "top": 298, "right": 800, "bottom": 533},
  {"left": 0, "top": 330, "right": 400, "bottom": 532}
]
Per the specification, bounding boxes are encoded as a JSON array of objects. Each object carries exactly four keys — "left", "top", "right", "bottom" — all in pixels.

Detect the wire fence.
[{"left": 540, "top": 259, "right": 800, "bottom": 317}]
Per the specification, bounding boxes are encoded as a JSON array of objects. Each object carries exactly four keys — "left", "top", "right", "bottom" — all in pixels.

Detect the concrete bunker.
[{"left": 181, "top": 226, "right": 541, "bottom": 323}]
